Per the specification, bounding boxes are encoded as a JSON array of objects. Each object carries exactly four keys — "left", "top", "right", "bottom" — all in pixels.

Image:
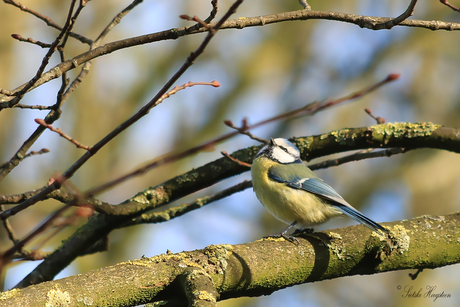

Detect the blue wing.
[{"left": 268, "top": 167, "right": 388, "bottom": 234}]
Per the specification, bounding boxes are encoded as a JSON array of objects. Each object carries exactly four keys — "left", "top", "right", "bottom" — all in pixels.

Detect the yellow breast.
[{"left": 251, "top": 157, "right": 342, "bottom": 228}]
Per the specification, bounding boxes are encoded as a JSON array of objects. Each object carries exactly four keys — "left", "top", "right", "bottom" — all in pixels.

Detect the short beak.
[{"left": 270, "top": 138, "right": 276, "bottom": 146}]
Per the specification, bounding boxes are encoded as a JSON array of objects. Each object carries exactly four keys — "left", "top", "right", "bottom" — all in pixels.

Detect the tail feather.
[{"left": 336, "top": 204, "right": 388, "bottom": 234}]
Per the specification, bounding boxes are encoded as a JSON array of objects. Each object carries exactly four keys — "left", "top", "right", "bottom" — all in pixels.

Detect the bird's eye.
[{"left": 280, "top": 146, "right": 289, "bottom": 153}]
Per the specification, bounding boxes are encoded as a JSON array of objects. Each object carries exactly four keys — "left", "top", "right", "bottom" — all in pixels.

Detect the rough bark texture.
[{"left": 2, "top": 212, "right": 459, "bottom": 306}]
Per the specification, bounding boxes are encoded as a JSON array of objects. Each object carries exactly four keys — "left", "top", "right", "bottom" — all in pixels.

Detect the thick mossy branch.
[
  {"left": 3, "top": 213, "right": 460, "bottom": 306},
  {"left": 180, "top": 268, "right": 219, "bottom": 307},
  {"left": 296, "top": 122, "right": 458, "bottom": 161},
  {"left": 15, "top": 122, "right": 460, "bottom": 288}
]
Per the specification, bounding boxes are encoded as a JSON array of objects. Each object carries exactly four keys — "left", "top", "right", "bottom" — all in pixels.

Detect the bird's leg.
[
  {"left": 298, "top": 0, "right": 311, "bottom": 10},
  {"left": 263, "top": 221, "right": 299, "bottom": 244}
]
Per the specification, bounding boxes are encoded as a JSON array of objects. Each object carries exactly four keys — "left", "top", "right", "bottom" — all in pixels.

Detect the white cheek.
[{"left": 272, "top": 147, "right": 296, "bottom": 163}]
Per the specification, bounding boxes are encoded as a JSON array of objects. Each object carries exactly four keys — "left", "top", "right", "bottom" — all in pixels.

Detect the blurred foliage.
[{"left": 0, "top": 0, "right": 459, "bottom": 306}]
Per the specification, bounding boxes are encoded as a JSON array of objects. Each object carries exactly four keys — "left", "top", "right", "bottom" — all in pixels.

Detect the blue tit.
[{"left": 251, "top": 138, "right": 388, "bottom": 240}]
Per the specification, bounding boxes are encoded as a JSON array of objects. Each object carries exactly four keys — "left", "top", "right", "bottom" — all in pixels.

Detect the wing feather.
[{"left": 268, "top": 168, "right": 388, "bottom": 234}]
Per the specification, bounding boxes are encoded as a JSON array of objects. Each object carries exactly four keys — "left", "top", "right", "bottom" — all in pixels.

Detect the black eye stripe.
[{"left": 279, "top": 146, "right": 289, "bottom": 153}]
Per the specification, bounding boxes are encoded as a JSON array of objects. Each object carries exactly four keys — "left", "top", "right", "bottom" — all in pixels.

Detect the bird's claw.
[{"left": 263, "top": 232, "right": 299, "bottom": 244}]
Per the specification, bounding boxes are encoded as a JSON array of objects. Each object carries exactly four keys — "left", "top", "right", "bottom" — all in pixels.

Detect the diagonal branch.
[
  {"left": 0, "top": 1, "right": 243, "bottom": 220},
  {"left": 375, "top": 0, "right": 418, "bottom": 29},
  {"left": 440, "top": 0, "right": 460, "bottom": 12},
  {"left": 3, "top": 0, "right": 92, "bottom": 44}
]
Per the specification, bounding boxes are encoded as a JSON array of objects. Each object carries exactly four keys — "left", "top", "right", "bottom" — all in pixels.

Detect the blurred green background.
[{"left": 0, "top": 0, "right": 459, "bottom": 306}]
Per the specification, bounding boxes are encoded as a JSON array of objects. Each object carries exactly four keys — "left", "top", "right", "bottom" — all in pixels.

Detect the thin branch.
[
  {"left": 10, "top": 34, "right": 52, "bottom": 48},
  {"left": 60, "top": 0, "right": 144, "bottom": 107},
  {"left": 221, "top": 151, "right": 252, "bottom": 167},
  {"left": 3, "top": 0, "right": 92, "bottom": 45},
  {"left": 204, "top": 0, "right": 219, "bottom": 23},
  {"left": 1, "top": 8, "right": 457, "bottom": 108},
  {"left": 35, "top": 119, "right": 91, "bottom": 150},
  {"left": 122, "top": 180, "right": 252, "bottom": 227},
  {"left": 0, "top": 149, "right": 50, "bottom": 169},
  {"left": 84, "top": 74, "right": 396, "bottom": 199},
  {"left": 12, "top": 104, "right": 53, "bottom": 110},
  {"left": 0, "top": 0, "right": 144, "bottom": 184},
  {"left": 0, "top": 187, "right": 106, "bottom": 209},
  {"left": 307, "top": 148, "right": 408, "bottom": 171},
  {"left": 180, "top": 14, "right": 213, "bottom": 30},
  {"left": 440, "top": 0, "right": 460, "bottom": 12},
  {"left": 23, "top": 148, "right": 51, "bottom": 159},
  {"left": 375, "top": 0, "right": 418, "bottom": 29},
  {"left": 82, "top": 81, "right": 220, "bottom": 197},
  {"left": 0, "top": 205, "right": 20, "bottom": 246},
  {"left": 224, "top": 119, "right": 269, "bottom": 144},
  {"left": 95, "top": 0, "right": 144, "bottom": 44},
  {"left": 0, "top": 204, "right": 72, "bottom": 269},
  {"left": 4, "top": 0, "right": 78, "bottom": 108},
  {"left": 364, "top": 108, "right": 386, "bottom": 124}
]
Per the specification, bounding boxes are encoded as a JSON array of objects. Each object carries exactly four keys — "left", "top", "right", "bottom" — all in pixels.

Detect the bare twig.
[
  {"left": 250, "top": 74, "right": 399, "bottom": 127},
  {"left": 23, "top": 148, "right": 51, "bottom": 159},
  {"left": 375, "top": 0, "right": 418, "bottom": 29},
  {"left": 308, "top": 148, "right": 408, "bottom": 171},
  {"left": 224, "top": 119, "right": 269, "bottom": 144},
  {"left": 0, "top": 149, "right": 50, "bottom": 169},
  {"left": 148, "top": 80, "right": 220, "bottom": 113},
  {"left": 180, "top": 14, "right": 213, "bottom": 30},
  {"left": 95, "top": 0, "right": 144, "bottom": 43},
  {"left": 0, "top": 204, "right": 72, "bottom": 269},
  {"left": 0, "top": 0, "right": 144, "bottom": 184},
  {"left": 82, "top": 81, "right": 221, "bottom": 197},
  {"left": 12, "top": 104, "right": 53, "bottom": 110},
  {"left": 1, "top": 8, "right": 457, "bottom": 107},
  {"left": 204, "top": 0, "right": 219, "bottom": 23},
  {"left": 10, "top": 34, "right": 52, "bottom": 48},
  {"left": 60, "top": 0, "right": 144, "bottom": 107},
  {"left": 0, "top": 205, "right": 20, "bottom": 246},
  {"left": 4, "top": 0, "right": 92, "bottom": 45},
  {"left": 122, "top": 180, "right": 253, "bottom": 227},
  {"left": 5, "top": 0, "right": 78, "bottom": 107},
  {"left": 440, "top": 0, "right": 460, "bottom": 12},
  {"left": 35, "top": 119, "right": 91, "bottom": 150},
  {"left": 364, "top": 108, "right": 386, "bottom": 124},
  {"left": 221, "top": 151, "right": 252, "bottom": 167}
]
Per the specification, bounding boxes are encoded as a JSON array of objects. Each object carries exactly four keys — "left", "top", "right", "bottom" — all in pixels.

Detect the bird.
[{"left": 251, "top": 138, "right": 388, "bottom": 241}]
